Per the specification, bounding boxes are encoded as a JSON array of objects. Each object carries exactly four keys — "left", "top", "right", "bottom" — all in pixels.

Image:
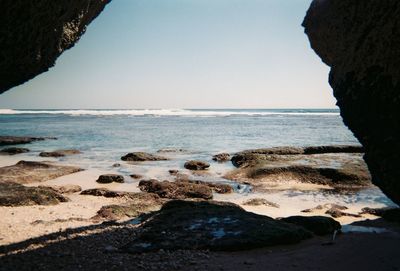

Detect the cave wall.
[
  {"left": 0, "top": 0, "right": 111, "bottom": 94},
  {"left": 303, "top": 0, "right": 400, "bottom": 204}
]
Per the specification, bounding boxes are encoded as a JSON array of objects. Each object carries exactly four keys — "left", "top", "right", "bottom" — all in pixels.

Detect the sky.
[{"left": 0, "top": 0, "right": 336, "bottom": 109}]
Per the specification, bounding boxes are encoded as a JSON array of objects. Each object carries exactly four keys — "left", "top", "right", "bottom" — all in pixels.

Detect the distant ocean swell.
[{"left": 0, "top": 109, "right": 340, "bottom": 117}]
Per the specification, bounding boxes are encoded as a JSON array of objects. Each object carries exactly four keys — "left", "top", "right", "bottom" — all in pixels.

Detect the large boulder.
[
  {"left": 0, "top": 0, "right": 111, "bottom": 93},
  {"left": 122, "top": 200, "right": 312, "bottom": 253},
  {"left": 303, "top": 1, "right": 400, "bottom": 204}
]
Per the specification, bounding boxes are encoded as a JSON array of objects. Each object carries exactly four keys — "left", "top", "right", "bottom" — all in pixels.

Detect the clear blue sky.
[{"left": 0, "top": 0, "right": 335, "bottom": 109}]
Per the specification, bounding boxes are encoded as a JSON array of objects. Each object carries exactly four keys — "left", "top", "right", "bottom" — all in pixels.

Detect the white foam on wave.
[{"left": 0, "top": 109, "right": 340, "bottom": 117}]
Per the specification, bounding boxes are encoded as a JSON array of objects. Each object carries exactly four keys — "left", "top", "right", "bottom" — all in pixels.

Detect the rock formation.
[
  {"left": 0, "top": 0, "right": 111, "bottom": 93},
  {"left": 303, "top": 0, "right": 400, "bottom": 204}
]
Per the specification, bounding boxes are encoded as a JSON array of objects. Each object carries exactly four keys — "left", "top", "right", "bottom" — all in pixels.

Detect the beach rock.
[
  {"left": 92, "top": 193, "right": 164, "bottom": 220},
  {"left": 129, "top": 174, "right": 143, "bottom": 179},
  {"left": 122, "top": 200, "right": 312, "bottom": 253},
  {"left": 0, "top": 161, "right": 83, "bottom": 184},
  {"left": 0, "top": 136, "right": 54, "bottom": 146},
  {"left": 168, "top": 169, "right": 179, "bottom": 175},
  {"left": 112, "top": 163, "right": 121, "bottom": 167},
  {"left": 39, "top": 149, "right": 81, "bottom": 157},
  {"left": 0, "top": 1, "right": 111, "bottom": 94},
  {"left": 184, "top": 160, "right": 210, "bottom": 170},
  {"left": 231, "top": 145, "right": 364, "bottom": 168},
  {"left": 177, "top": 179, "right": 234, "bottom": 194},
  {"left": 0, "top": 182, "right": 68, "bottom": 206},
  {"left": 212, "top": 153, "right": 231, "bottom": 162},
  {"left": 280, "top": 216, "right": 341, "bottom": 236},
  {"left": 139, "top": 179, "right": 213, "bottom": 200},
  {"left": 242, "top": 198, "right": 279, "bottom": 208},
  {"left": 325, "top": 208, "right": 361, "bottom": 218},
  {"left": 301, "top": 203, "right": 348, "bottom": 213},
  {"left": 0, "top": 147, "right": 30, "bottom": 155},
  {"left": 39, "top": 184, "right": 82, "bottom": 194},
  {"left": 303, "top": 1, "right": 400, "bottom": 204},
  {"left": 121, "top": 152, "right": 168, "bottom": 162},
  {"left": 96, "top": 174, "right": 124, "bottom": 184},
  {"left": 247, "top": 165, "right": 371, "bottom": 187}
]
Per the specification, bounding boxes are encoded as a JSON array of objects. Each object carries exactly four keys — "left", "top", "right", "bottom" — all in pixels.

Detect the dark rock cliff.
[
  {"left": 303, "top": 0, "right": 400, "bottom": 204},
  {"left": 0, "top": 0, "right": 111, "bottom": 94}
]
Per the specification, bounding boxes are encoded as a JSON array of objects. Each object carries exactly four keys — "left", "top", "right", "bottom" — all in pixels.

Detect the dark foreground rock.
[
  {"left": 0, "top": 136, "right": 55, "bottom": 146},
  {"left": 303, "top": 1, "right": 400, "bottom": 204},
  {"left": 121, "top": 152, "right": 168, "bottom": 162},
  {"left": 0, "top": 147, "right": 30, "bottom": 155},
  {"left": 0, "top": 1, "right": 110, "bottom": 94},
  {"left": 0, "top": 161, "right": 83, "bottom": 184},
  {"left": 184, "top": 160, "right": 210, "bottom": 170},
  {"left": 39, "top": 149, "right": 81, "bottom": 157},
  {"left": 122, "top": 200, "right": 312, "bottom": 253},
  {"left": 139, "top": 179, "right": 213, "bottom": 200},
  {"left": 280, "top": 216, "right": 341, "bottom": 236},
  {"left": 212, "top": 153, "right": 231, "bottom": 162},
  {"left": 96, "top": 174, "right": 124, "bottom": 184},
  {"left": 0, "top": 182, "right": 68, "bottom": 206}
]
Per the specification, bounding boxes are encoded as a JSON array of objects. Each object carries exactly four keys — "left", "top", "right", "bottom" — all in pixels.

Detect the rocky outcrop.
[
  {"left": 303, "top": 1, "right": 400, "bottom": 204},
  {"left": 0, "top": 0, "right": 111, "bottom": 93},
  {"left": 0, "top": 161, "right": 83, "bottom": 184},
  {"left": 0, "top": 147, "right": 29, "bottom": 155},
  {"left": 121, "top": 152, "right": 168, "bottom": 162},
  {"left": 139, "top": 179, "right": 213, "bottom": 200},
  {"left": 39, "top": 149, "right": 81, "bottom": 157},
  {"left": 0, "top": 136, "right": 55, "bottom": 146},
  {"left": 184, "top": 160, "right": 210, "bottom": 170},
  {"left": 0, "top": 182, "right": 68, "bottom": 206}
]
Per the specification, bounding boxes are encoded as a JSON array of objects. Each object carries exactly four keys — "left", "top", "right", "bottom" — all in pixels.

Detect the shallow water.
[{"left": 0, "top": 109, "right": 397, "bottom": 222}]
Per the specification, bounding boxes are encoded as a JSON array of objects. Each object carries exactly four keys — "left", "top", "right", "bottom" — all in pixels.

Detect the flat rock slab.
[
  {"left": 0, "top": 147, "right": 29, "bottom": 155},
  {"left": 0, "top": 161, "right": 83, "bottom": 184},
  {"left": 39, "top": 149, "right": 81, "bottom": 157},
  {"left": 0, "top": 182, "right": 68, "bottom": 206},
  {"left": 0, "top": 136, "right": 56, "bottom": 146},
  {"left": 121, "top": 152, "right": 168, "bottom": 161},
  {"left": 122, "top": 200, "right": 312, "bottom": 253},
  {"left": 139, "top": 179, "right": 213, "bottom": 200}
]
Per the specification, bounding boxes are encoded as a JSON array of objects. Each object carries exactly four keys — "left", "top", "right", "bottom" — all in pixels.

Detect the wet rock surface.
[
  {"left": 96, "top": 174, "right": 124, "bottom": 184},
  {"left": 303, "top": 1, "right": 400, "bottom": 204},
  {"left": 0, "top": 161, "right": 83, "bottom": 184},
  {"left": 139, "top": 179, "right": 213, "bottom": 200},
  {"left": 122, "top": 200, "right": 312, "bottom": 253},
  {"left": 0, "top": 136, "right": 54, "bottom": 146},
  {"left": 0, "top": 147, "right": 30, "bottom": 155},
  {"left": 280, "top": 216, "right": 341, "bottom": 236},
  {"left": 0, "top": 182, "right": 68, "bottom": 206},
  {"left": 39, "top": 149, "right": 81, "bottom": 157},
  {"left": 184, "top": 160, "right": 210, "bottom": 170},
  {"left": 212, "top": 153, "right": 231, "bottom": 162},
  {"left": 0, "top": 0, "right": 110, "bottom": 93},
  {"left": 121, "top": 152, "right": 168, "bottom": 162}
]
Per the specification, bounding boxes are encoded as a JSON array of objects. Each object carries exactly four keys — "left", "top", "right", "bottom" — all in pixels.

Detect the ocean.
[{"left": 0, "top": 108, "right": 395, "bottom": 215}]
